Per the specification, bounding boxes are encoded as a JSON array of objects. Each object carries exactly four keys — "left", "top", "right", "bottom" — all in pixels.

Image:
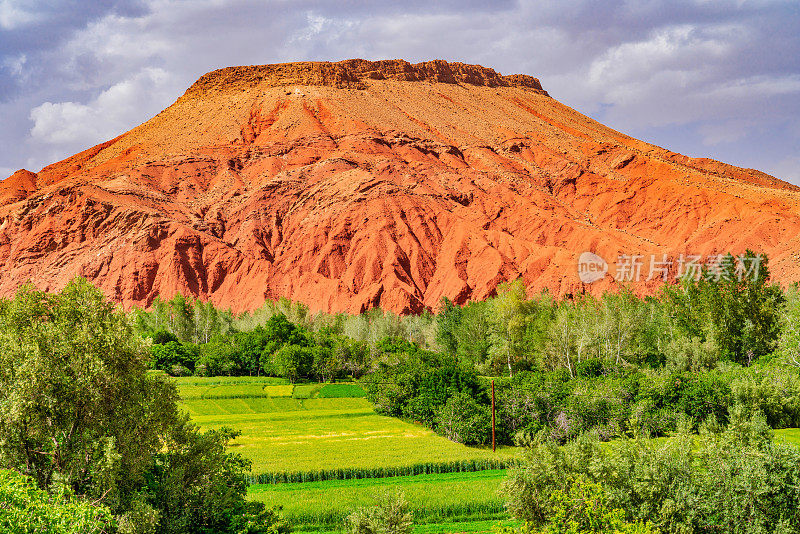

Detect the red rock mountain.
[{"left": 1, "top": 59, "right": 799, "bottom": 313}]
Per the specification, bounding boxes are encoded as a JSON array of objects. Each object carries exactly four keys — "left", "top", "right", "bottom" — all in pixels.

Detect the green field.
[
  {"left": 176, "top": 377, "right": 519, "bottom": 531},
  {"left": 249, "top": 470, "right": 508, "bottom": 528},
  {"left": 775, "top": 428, "right": 800, "bottom": 445},
  {"left": 176, "top": 378, "right": 519, "bottom": 477},
  {"left": 295, "top": 519, "right": 521, "bottom": 534}
]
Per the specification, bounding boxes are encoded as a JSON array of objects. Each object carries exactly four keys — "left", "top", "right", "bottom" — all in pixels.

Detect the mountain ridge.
[
  {"left": 1, "top": 59, "right": 799, "bottom": 313},
  {"left": 182, "top": 59, "right": 549, "bottom": 96}
]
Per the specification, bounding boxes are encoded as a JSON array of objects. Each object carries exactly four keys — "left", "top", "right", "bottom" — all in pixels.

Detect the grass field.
[
  {"left": 411, "top": 519, "right": 521, "bottom": 534},
  {"left": 175, "top": 377, "right": 519, "bottom": 531},
  {"left": 175, "top": 377, "right": 519, "bottom": 476},
  {"left": 774, "top": 428, "right": 800, "bottom": 445},
  {"left": 294, "top": 519, "right": 521, "bottom": 534},
  {"left": 249, "top": 470, "right": 508, "bottom": 528}
]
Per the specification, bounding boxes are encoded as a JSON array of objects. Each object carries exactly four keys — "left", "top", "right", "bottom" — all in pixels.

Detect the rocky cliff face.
[{"left": 1, "top": 59, "right": 799, "bottom": 313}]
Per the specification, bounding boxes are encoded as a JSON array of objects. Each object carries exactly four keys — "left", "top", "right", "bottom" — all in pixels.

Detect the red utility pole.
[{"left": 491, "top": 380, "right": 496, "bottom": 453}]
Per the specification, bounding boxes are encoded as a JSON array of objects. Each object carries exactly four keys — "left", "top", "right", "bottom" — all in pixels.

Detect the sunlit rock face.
[{"left": 1, "top": 59, "right": 798, "bottom": 313}]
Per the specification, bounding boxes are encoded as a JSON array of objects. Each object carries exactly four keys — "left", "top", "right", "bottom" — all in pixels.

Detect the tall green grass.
[
  {"left": 248, "top": 470, "right": 507, "bottom": 529},
  {"left": 175, "top": 378, "right": 363, "bottom": 401},
  {"left": 248, "top": 458, "right": 515, "bottom": 484},
  {"left": 317, "top": 383, "right": 366, "bottom": 398},
  {"left": 173, "top": 376, "right": 290, "bottom": 386}
]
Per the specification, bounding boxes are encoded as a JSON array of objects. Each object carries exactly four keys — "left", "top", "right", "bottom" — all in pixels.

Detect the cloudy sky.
[{"left": 1, "top": 0, "right": 799, "bottom": 183}]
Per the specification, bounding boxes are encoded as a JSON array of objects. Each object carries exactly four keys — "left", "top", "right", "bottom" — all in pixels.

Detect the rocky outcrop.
[
  {"left": 1, "top": 59, "right": 799, "bottom": 313},
  {"left": 183, "top": 59, "right": 548, "bottom": 95}
]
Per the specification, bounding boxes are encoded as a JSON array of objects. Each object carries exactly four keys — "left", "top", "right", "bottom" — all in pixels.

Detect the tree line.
[{"left": 133, "top": 251, "right": 800, "bottom": 449}]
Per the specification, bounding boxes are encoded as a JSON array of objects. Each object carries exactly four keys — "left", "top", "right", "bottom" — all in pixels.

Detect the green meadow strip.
[
  {"left": 284, "top": 502, "right": 506, "bottom": 529},
  {"left": 247, "top": 458, "right": 516, "bottom": 485}
]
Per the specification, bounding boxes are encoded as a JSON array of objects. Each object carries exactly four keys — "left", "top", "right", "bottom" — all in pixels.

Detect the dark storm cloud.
[{"left": 0, "top": 0, "right": 798, "bottom": 183}]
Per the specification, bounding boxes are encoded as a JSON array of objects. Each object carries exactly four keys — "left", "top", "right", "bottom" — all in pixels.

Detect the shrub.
[
  {"left": 0, "top": 469, "right": 113, "bottom": 534},
  {"left": 147, "top": 426, "right": 287, "bottom": 534},
  {"left": 575, "top": 358, "right": 604, "bottom": 378},
  {"left": 502, "top": 412, "right": 800, "bottom": 533},
  {"left": 544, "top": 477, "right": 657, "bottom": 534},
  {"left": 344, "top": 489, "right": 412, "bottom": 534},
  {"left": 730, "top": 363, "right": 800, "bottom": 428},
  {"left": 435, "top": 391, "right": 491, "bottom": 445}
]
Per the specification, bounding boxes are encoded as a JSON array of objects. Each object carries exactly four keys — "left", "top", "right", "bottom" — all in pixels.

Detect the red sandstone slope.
[{"left": 1, "top": 59, "right": 799, "bottom": 314}]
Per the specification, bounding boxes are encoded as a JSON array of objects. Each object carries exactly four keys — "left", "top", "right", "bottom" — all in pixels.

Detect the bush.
[
  {"left": 502, "top": 412, "right": 800, "bottom": 533},
  {"left": 435, "top": 391, "right": 491, "bottom": 445},
  {"left": 146, "top": 426, "right": 287, "bottom": 534},
  {"left": 575, "top": 358, "right": 604, "bottom": 378},
  {"left": 344, "top": 489, "right": 412, "bottom": 534},
  {"left": 730, "top": 363, "right": 800, "bottom": 428},
  {"left": 0, "top": 469, "right": 113, "bottom": 534},
  {"left": 544, "top": 477, "right": 657, "bottom": 534}
]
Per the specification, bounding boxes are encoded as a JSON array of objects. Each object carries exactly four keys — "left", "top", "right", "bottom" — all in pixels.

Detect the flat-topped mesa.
[{"left": 183, "top": 59, "right": 549, "bottom": 96}]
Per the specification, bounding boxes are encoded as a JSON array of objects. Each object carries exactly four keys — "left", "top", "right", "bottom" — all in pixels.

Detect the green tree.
[
  {"left": 436, "top": 297, "right": 463, "bottom": 357},
  {"left": 0, "top": 279, "right": 180, "bottom": 510},
  {"left": 150, "top": 341, "right": 198, "bottom": 376},
  {"left": 258, "top": 314, "right": 311, "bottom": 375},
  {"left": 0, "top": 279, "right": 285, "bottom": 533},
  {"left": 778, "top": 285, "right": 800, "bottom": 368},
  {"left": 0, "top": 469, "right": 113, "bottom": 534},
  {"left": 454, "top": 301, "right": 493, "bottom": 368},
  {"left": 488, "top": 279, "right": 529, "bottom": 376},
  {"left": 664, "top": 251, "right": 783, "bottom": 365},
  {"left": 336, "top": 336, "right": 370, "bottom": 379},
  {"left": 312, "top": 344, "right": 341, "bottom": 383},
  {"left": 197, "top": 337, "right": 238, "bottom": 376},
  {"left": 272, "top": 345, "right": 313, "bottom": 382},
  {"left": 435, "top": 391, "right": 491, "bottom": 445},
  {"left": 133, "top": 295, "right": 233, "bottom": 345}
]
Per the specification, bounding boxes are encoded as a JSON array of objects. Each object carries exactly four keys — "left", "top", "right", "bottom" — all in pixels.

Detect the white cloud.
[
  {"left": 707, "top": 74, "right": 800, "bottom": 99},
  {"left": 587, "top": 24, "right": 733, "bottom": 88},
  {"left": 29, "top": 67, "right": 176, "bottom": 146},
  {"left": 0, "top": 0, "right": 798, "bottom": 185},
  {"left": 0, "top": 0, "right": 39, "bottom": 30},
  {"left": 576, "top": 24, "right": 752, "bottom": 129}
]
